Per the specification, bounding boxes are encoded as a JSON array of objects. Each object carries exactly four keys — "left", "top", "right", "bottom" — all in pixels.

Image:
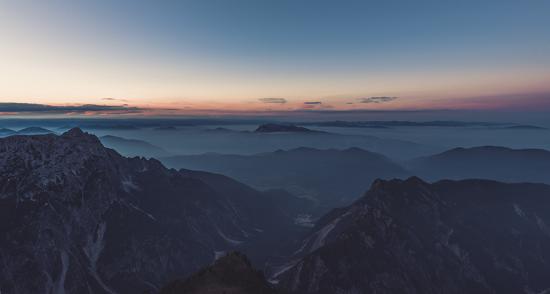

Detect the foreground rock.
[{"left": 160, "top": 252, "right": 277, "bottom": 294}]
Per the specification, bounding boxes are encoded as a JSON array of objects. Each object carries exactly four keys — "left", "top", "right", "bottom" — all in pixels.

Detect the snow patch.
[
  {"left": 216, "top": 227, "right": 243, "bottom": 246},
  {"left": 121, "top": 178, "right": 140, "bottom": 193},
  {"left": 269, "top": 261, "right": 299, "bottom": 284},
  {"left": 309, "top": 212, "right": 351, "bottom": 252},
  {"left": 214, "top": 251, "right": 226, "bottom": 260},
  {"left": 53, "top": 251, "right": 69, "bottom": 294},
  {"left": 84, "top": 222, "right": 106, "bottom": 269},
  {"left": 535, "top": 215, "right": 550, "bottom": 237},
  {"left": 513, "top": 203, "right": 526, "bottom": 218},
  {"left": 294, "top": 214, "right": 315, "bottom": 227},
  {"left": 127, "top": 202, "right": 157, "bottom": 221}
]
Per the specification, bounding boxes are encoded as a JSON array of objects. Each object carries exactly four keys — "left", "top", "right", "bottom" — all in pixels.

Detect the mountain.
[
  {"left": 100, "top": 135, "right": 171, "bottom": 158},
  {"left": 161, "top": 147, "right": 410, "bottom": 213},
  {"left": 159, "top": 252, "right": 277, "bottom": 294},
  {"left": 409, "top": 146, "right": 550, "bottom": 184},
  {"left": 0, "top": 128, "right": 305, "bottom": 294},
  {"left": 255, "top": 124, "right": 321, "bottom": 133},
  {"left": 276, "top": 177, "right": 550, "bottom": 294},
  {"left": 16, "top": 126, "right": 53, "bottom": 135}
]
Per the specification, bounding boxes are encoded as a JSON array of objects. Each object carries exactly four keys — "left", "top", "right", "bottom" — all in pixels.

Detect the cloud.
[
  {"left": 101, "top": 97, "right": 129, "bottom": 102},
  {"left": 358, "top": 96, "right": 398, "bottom": 104},
  {"left": 0, "top": 103, "right": 143, "bottom": 114},
  {"left": 258, "top": 98, "right": 287, "bottom": 104},
  {"left": 304, "top": 101, "right": 322, "bottom": 105}
]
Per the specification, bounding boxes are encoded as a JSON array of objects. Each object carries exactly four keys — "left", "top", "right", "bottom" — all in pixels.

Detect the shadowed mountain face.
[
  {"left": 100, "top": 135, "right": 171, "bottom": 158},
  {"left": 159, "top": 252, "right": 277, "bottom": 294},
  {"left": 277, "top": 178, "right": 550, "bottom": 294},
  {"left": 409, "top": 146, "right": 550, "bottom": 184},
  {"left": 161, "top": 147, "right": 410, "bottom": 213},
  {"left": 0, "top": 129, "right": 304, "bottom": 294}
]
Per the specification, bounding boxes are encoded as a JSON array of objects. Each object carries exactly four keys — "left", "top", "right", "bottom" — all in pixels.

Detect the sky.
[{"left": 0, "top": 0, "right": 549, "bottom": 116}]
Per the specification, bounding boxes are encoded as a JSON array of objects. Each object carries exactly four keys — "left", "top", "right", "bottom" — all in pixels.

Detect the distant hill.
[
  {"left": 0, "top": 128, "right": 16, "bottom": 136},
  {"left": 409, "top": 146, "right": 550, "bottom": 184},
  {"left": 100, "top": 135, "right": 170, "bottom": 158},
  {"left": 161, "top": 147, "right": 410, "bottom": 212},
  {"left": 16, "top": 127, "right": 53, "bottom": 135},
  {"left": 499, "top": 125, "right": 547, "bottom": 130},
  {"left": 254, "top": 123, "right": 321, "bottom": 133}
]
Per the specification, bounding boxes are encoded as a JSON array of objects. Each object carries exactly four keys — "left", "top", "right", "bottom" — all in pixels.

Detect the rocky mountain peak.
[
  {"left": 159, "top": 251, "right": 276, "bottom": 294},
  {"left": 61, "top": 127, "right": 102, "bottom": 144}
]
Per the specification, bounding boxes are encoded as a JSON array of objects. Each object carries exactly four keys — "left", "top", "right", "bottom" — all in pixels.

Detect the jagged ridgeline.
[{"left": 0, "top": 128, "right": 302, "bottom": 294}]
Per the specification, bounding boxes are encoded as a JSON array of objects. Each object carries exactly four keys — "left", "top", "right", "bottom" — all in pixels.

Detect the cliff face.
[
  {"left": 278, "top": 177, "right": 550, "bottom": 294},
  {"left": 0, "top": 129, "right": 297, "bottom": 294}
]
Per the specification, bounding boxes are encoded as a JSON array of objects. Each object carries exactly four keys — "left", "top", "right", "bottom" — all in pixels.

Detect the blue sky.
[{"left": 0, "top": 0, "right": 549, "bottom": 115}]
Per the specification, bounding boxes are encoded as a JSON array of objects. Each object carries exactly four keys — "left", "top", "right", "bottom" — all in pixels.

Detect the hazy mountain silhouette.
[
  {"left": 161, "top": 147, "right": 410, "bottom": 212},
  {"left": 15, "top": 126, "right": 53, "bottom": 135},
  {"left": 0, "top": 128, "right": 16, "bottom": 136},
  {"left": 100, "top": 135, "right": 171, "bottom": 158}
]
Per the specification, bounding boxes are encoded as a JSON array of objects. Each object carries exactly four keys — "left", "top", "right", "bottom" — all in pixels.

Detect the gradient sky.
[{"left": 0, "top": 0, "right": 549, "bottom": 115}]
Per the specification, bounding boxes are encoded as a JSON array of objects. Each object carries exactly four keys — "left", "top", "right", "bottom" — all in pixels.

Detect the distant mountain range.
[
  {"left": 408, "top": 146, "right": 550, "bottom": 184},
  {"left": 0, "top": 129, "right": 307, "bottom": 294},
  {"left": 300, "top": 120, "right": 547, "bottom": 129},
  {"left": 275, "top": 177, "right": 550, "bottom": 293},
  {"left": 161, "top": 147, "right": 410, "bottom": 212},
  {"left": 0, "top": 126, "right": 53, "bottom": 136}
]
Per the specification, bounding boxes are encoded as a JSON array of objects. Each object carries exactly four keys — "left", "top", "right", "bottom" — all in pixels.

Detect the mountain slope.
[
  {"left": 409, "top": 146, "right": 550, "bottom": 184},
  {"left": 0, "top": 128, "right": 303, "bottom": 294},
  {"left": 277, "top": 177, "right": 550, "bottom": 294},
  {"left": 161, "top": 147, "right": 410, "bottom": 212}
]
